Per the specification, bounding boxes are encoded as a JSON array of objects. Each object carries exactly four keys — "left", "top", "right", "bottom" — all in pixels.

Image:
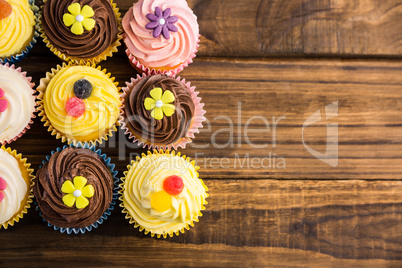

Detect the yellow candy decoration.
[
  {"left": 144, "top": 87, "right": 176, "bottom": 120},
  {"left": 61, "top": 176, "right": 95, "bottom": 209},
  {"left": 63, "top": 3, "right": 96, "bottom": 35},
  {"left": 150, "top": 190, "right": 172, "bottom": 212}
]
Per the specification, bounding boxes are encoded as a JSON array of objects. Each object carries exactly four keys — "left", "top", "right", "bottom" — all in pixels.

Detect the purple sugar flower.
[{"left": 146, "top": 7, "right": 178, "bottom": 39}]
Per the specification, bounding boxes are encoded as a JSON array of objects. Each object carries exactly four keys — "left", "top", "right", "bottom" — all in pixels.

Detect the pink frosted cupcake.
[
  {"left": 0, "top": 63, "right": 36, "bottom": 144},
  {"left": 122, "top": 0, "right": 200, "bottom": 75},
  {"left": 120, "top": 73, "right": 205, "bottom": 149}
]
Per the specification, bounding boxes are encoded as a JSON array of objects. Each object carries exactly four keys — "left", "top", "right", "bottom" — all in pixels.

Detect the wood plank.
[
  {"left": 13, "top": 50, "right": 402, "bottom": 179},
  {"left": 109, "top": 0, "right": 402, "bottom": 58},
  {"left": 1, "top": 180, "right": 402, "bottom": 266}
]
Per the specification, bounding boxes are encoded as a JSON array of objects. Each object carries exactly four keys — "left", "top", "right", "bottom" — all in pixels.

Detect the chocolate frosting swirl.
[
  {"left": 42, "top": 0, "right": 118, "bottom": 58},
  {"left": 124, "top": 74, "right": 195, "bottom": 146},
  {"left": 34, "top": 147, "right": 114, "bottom": 229}
]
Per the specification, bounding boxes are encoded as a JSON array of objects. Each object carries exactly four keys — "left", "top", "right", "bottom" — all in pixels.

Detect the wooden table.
[{"left": 2, "top": 0, "right": 402, "bottom": 267}]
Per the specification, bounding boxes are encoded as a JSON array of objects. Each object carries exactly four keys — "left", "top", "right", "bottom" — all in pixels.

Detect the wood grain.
[
  {"left": 1, "top": 180, "right": 402, "bottom": 267},
  {"left": 13, "top": 46, "right": 402, "bottom": 179},
  {"left": 113, "top": 0, "right": 402, "bottom": 58},
  {"left": 2, "top": 0, "right": 402, "bottom": 266}
]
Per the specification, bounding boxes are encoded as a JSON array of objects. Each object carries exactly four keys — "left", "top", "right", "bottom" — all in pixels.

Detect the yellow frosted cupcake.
[
  {"left": 37, "top": 62, "right": 121, "bottom": 145},
  {"left": 0, "top": 146, "right": 34, "bottom": 229},
  {"left": 120, "top": 150, "right": 208, "bottom": 238},
  {"left": 0, "top": 0, "right": 39, "bottom": 63}
]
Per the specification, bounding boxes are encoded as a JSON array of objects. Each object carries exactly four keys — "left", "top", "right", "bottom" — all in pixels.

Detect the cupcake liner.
[
  {"left": 36, "top": 61, "right": 121, "bottom": 146},
  {"left": 35, "top": 142, "right": 119, "bottom": 234},
  {"left": 0, "top": 146, "right": 35, "bottom": 229},
  {"left": 119, "top": 149, "right": 208, "bottom": 238},
  {"left": 0, "top": 0, "right": 40, "bottom": 64},
  {"left": 119, "top": 73, "right": 206, "bottom": 150},
  {"left": 0, "top": 63, "right": 37, "bottom": 145},
  {"left": 39, "top": 0, "right": 122, "bottom": 64},
  {"left": 125, "top": 35, "right": 200, "bottom": 76}
]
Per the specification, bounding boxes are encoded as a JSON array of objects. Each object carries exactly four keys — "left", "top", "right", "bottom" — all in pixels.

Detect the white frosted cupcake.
[
  {"left": 0, "top": 146, "right": 34, "bottom": 229},
  {"left": 120, "top": 150, "right": 208, "bottom": 238},
  {"left": 0, "top": 63, "right": 36, "bottom": 144}
]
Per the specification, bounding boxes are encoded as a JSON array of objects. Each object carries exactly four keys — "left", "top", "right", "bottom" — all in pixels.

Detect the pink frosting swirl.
[{"left": 122, "top": 0, "right": 199, "bottom": 68}]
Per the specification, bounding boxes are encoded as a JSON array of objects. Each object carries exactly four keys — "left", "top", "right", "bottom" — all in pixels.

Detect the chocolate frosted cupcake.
[
  {"left": 34, "top": 145, "right": 118, "bottom": 234},
  {"left": 120, "top": 74, "right": 206, "bottom": 149},
  {"left": 40, "top": 0, "right": 121, "bottom": 64}
]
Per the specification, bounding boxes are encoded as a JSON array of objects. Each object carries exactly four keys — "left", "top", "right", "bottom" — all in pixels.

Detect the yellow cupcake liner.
[
  {"left": 39, "top": 0, "right": 122, "bottom": 64},
  {"left": 119, "top": 149, "right": 209, "bottom": 238},
  {"left": 37, "top": 61, "right": 122, "bottom": 146},
  {"left": 0, "top": 146, "right": 35, "bottom": 229}
]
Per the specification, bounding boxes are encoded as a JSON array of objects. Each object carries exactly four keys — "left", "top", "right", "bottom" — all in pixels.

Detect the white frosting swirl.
[
  {"left": 0, "top": 148, "right": 27, "bottom": 225},
  {"left": 0, "top": 65, "right": 35, "bottom": 142},
  {"left": 123, "top": 152, "right": 207, "bottom": 235}
]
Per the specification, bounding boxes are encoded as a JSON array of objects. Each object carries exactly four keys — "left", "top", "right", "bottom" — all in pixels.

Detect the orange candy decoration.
[{"left": 0, "top": 0, "right": 12, "bottom": 20}]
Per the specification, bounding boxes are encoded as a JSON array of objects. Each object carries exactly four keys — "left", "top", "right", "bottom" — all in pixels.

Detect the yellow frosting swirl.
[
  {"left": 123, "top": 151, "right": 208, "bottom": 236},
  {"left": 0, "top": 0, "right": 35, "bottom": 58},
  {"left": 43, "top": 65, "right": 120, "bottom": 142}
]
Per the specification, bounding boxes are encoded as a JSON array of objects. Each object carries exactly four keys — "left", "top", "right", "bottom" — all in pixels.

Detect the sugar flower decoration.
[
  {"left": 0, "top": 177, "right": 6, "bottom": 203},
  {"left": 144, "top": 87, "right": 176, "bottom": 120},
  {"left": 63, "top": 3, "right": 95, "bottom": 35},
  {"left": 61, "top": 176, "right": 95, "bottom": 209},
  {"left": 145, "top": 7, "right": 178, "bottom": 39}
]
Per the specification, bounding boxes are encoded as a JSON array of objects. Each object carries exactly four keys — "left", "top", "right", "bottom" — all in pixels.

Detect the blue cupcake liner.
[
  {"left": 0, "top": 0, "right": 40, "bottom": 64},
  {"left": 35, "top": 142, "right": 119, "bottom": 234}
]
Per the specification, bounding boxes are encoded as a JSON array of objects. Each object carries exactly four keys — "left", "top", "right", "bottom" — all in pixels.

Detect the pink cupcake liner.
[
  {"left": 0, "top": 63, "right": 36, "bottom": 145},
  {"left": 119, "top": 73, "right": 206, "bottom": 150},
  {"left": 125, "top": 35, "right": 200, "bottom": 76}
]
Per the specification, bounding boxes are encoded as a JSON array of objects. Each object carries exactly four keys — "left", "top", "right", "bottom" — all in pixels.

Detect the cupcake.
[
  {"left": 37, "top": 62, "right": 121, "bottom": 145},
  {"left": 0, "top": 63, "right": 36, "bottom": 144},
  {"left": 0, "top": 0, "right": 39, "bottom": 63},
  {"left": 120, "top": 150, "right": 208, "bottom": 238},
  {"left": 120, "top": 73, "right": 205, "bottom": 149},
  {"left": 0, "top": 146, "right": 34, "bottom": 229},
  {"left": 33, "top": 144, "right": 118, "bottom": 234},
  {"left": 40, "top": 0, "right": 121, "bottom": 64},
  {"left": 123, "top": 0, "right": 200, "bottom": 75}
]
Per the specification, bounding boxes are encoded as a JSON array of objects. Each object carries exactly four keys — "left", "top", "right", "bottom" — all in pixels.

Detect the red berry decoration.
[
  {"left": 0, "top": 177, "right": 6, "bottom": 191},
  {"left": 163, "top": 175, "right": 184, "bottom": 195},
  {"left": 0, "top": 88, "right": 5, "bottom": 98},
  {"left": 0, "top": 99, "right": 7, "bottom": 112},
  {"left": 0, "top": 0, "right": 13, "bottom": 20},
  {"left": 65, "top": 97, "right": 85, "bottom": 117}
]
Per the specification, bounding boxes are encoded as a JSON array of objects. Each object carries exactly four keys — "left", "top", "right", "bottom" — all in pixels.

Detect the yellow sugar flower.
[
  {"left": 61, "top": 176, "right": 95, "bottom": 209},
  {"left": 144, "top": 87, "right": 176, "bottom": 120},
  {"left": 63, "top": 3, "right": 96, "bottom": 35}
]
